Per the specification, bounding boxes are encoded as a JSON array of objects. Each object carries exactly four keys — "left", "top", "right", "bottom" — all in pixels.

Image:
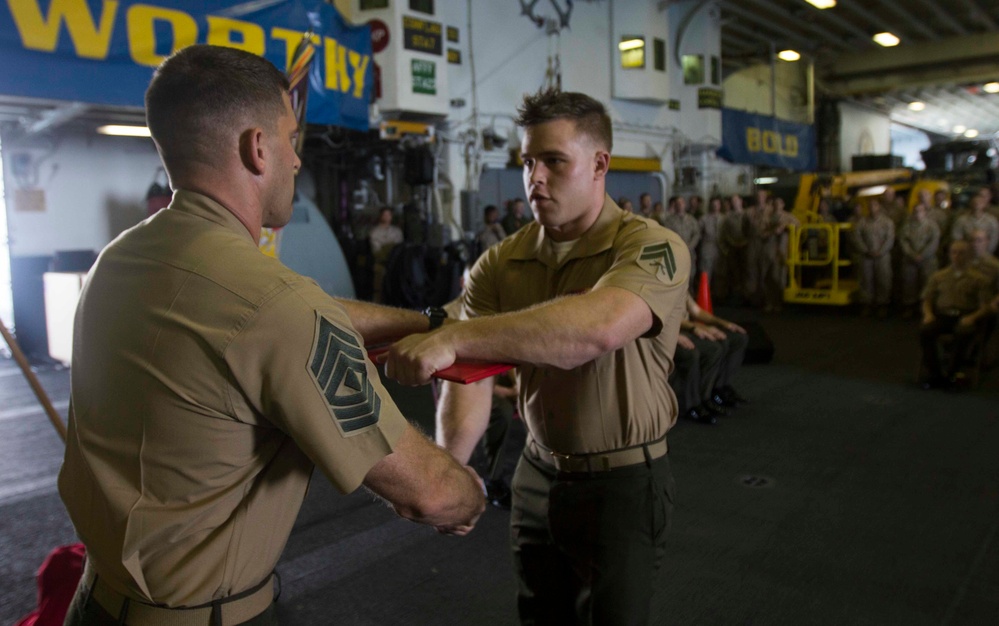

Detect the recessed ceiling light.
[
  {"left": 907, "top": 102, "right": 925, "bottom": 111},
  {"left": 964, "top": 129, "right": 979, "bottom": 138},
  {"left": 804, "top": 0, "right": 836, "bottom": 8},
  {"left": 777, "top": 50, "right": 801, "bottom": 62},
  {"left": 953, "top": 125, "right": 967, "bottom": 134},
  {"left": 873, "top": 32, "right": 900, "bottom": 47},
  {"left": 984, "top": 82, "right": 999, "bottom": 94},
  {"left": 97, "top": 125, "right": 151, "bottom": 137}
]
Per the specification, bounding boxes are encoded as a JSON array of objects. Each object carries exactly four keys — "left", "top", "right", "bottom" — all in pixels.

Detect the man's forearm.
[
  {"left": 444, "top": 287, "right": 654, "bottom": 370},
  {"left": 336, "top": 299, "right": 430, "bottom": 344},
  {"left": 436, "top": 379, "right": 494, "bottom": 464},
  {"left": 363, "top": 424, "right": 484, "bottom": 529}
]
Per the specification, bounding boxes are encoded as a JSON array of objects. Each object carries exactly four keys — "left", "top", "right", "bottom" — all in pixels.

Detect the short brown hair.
[
  {"left": 515, "top": 87, "right": 612, "bottom": 152},
  {"left": 145, "top": 45, "right": 289, "bottom": 173}
]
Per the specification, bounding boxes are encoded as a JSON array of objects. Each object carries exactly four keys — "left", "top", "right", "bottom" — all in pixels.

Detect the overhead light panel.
[
  {"left": 777, "top": 50, "right": 801, "bottom": 62},
  {"left": 754, "top": 177, "right": 778, "bottom": 185},
  {"left": 97, "top": 125, "right": 151, "bottom": 137},
  {"left": 618, "top": 39, "right": 644, "bottom": 51},
  {"left": 984, "top": 82, "right": 999, "bottom": 94},
  {"left": 964, "top": 129, "right": 979, "bottom": 138},
  {"left": 872, "top": 32, "right": 900, "bottom": 47},
  {"left": 953, "top": 125, "right": 967, "bottom": 134},
  {"left": 804, "top": 0, "right": 836, "bottom": 8},
  {"left": 907, "top": 101, "right": 925, "bottom": 111}
]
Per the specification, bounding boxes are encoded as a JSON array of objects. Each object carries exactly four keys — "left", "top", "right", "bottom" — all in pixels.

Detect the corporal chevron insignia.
[
  {"left": 637, "top": 241, "right": 678, "bottom": 283},
  {"left": 308, "top": 315, "right": 380, "bottom": 434}
]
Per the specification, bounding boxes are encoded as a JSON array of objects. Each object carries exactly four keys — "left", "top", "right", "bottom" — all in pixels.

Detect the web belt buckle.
[{"left": 550, "top": 450, "right": 573, "bottom": 471}]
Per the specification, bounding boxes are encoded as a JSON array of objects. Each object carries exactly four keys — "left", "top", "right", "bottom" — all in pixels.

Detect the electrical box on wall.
[{"left": 339, "top": 0, "right": 450, "bottom": 117}]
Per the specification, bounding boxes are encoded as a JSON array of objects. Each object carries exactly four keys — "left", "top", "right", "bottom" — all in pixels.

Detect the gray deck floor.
[{"left": 2, "top": 306, "right": 997, "bottom": 625}]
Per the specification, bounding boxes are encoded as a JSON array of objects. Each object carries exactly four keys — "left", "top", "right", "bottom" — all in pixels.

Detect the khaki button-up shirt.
[
  {"left": 461, "top": 195, "right": 690, "bottom": 455},
  {"left": 60, "top": 190, "right": 406, "bottom": 607}
]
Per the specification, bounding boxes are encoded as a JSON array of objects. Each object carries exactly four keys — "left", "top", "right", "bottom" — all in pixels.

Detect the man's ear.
[
  {"left": 593, "top": 150, "right": 610, "bottom": 180},
  {"left": 239, "top": 127, "right": 266, "bottom": 175}
]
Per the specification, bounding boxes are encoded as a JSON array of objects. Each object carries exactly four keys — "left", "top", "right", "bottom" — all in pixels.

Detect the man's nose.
[{"left": 528, "top": 163, "right": 546, "bottom": 185}]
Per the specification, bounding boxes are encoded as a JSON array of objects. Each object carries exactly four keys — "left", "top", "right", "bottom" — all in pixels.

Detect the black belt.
[
  {"left": 81, "top": 560, "right": 274, "bottom": 626},
  {"left": 526, "top": 435, "right": 668, "bottom": 473}
]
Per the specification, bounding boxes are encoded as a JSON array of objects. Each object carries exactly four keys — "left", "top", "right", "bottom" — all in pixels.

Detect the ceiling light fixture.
[
  {"left": 777, "top": 49, "right": 801, "bottom": 62},
  {"left": 804, "top": 0, "right": 836, "bottom": 8},
  {"left": 984, "top": 82, "right": 999, "bottom": 94},
  {"left": 953, "top": 125, "right": 967, "bottom": 134},
  {"left": 97, "top": 125, "right": 151, "bottom": 137},
  {"left": 964, "top": 129, "right": 979, "bottom": 138},
  {"left": 907, "top": 102, "right": 925, "bottom": 111},
  {"left": 872, "top": 32, "right": 900, "bottom": 47}
]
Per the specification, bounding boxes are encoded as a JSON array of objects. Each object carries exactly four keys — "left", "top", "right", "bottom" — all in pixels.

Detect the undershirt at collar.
[{"left": 548, "top": 237, "right": 580, "bottom": 265}]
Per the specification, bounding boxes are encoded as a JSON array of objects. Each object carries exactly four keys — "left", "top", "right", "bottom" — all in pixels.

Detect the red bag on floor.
[{"left": 15, "top": 543, "right": 86, "bottom": 626}]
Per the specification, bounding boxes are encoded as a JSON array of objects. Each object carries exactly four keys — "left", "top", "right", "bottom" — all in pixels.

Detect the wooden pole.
[{"left": 0, "top": 315, "right": 67, "bottom": 443}]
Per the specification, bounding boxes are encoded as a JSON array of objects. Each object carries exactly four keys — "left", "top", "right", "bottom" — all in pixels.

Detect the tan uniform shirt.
[
  {"left": 856, "top": 214, "right": 895, "bottom": 257},
  {"left": 922, "top": 266, "right": 991, "bottom": 314},
  {"left": 59, "top": 190, "right": 406, "bottom": 607},
  {"left": 899, "top": 219, "right": 940, "bottom": 261},
  {"left": 971, "top": 255, "right": 999, "bottom": 294},
  {"left": 951, "top": 212, "right": 999, "bottom": 254},
  {"left": 699, "top": 213, "right": 721, "bottom": 247},
  {"left": 719, "top": 211, "right": 749, "bottom": 252},
  {"left": 664, "top": 212, "right": 701, "bottom": 253},
  {"left": 461, "top": 196, "right": 690, "bottom": 456}
]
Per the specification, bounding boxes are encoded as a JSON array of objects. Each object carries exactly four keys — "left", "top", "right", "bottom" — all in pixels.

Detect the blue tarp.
[
  {"left": 717, "top": 108, "right": 817, "bottom": 171},
  {"left": 0, "top": 0, "right": 372, "bottom": 131}
]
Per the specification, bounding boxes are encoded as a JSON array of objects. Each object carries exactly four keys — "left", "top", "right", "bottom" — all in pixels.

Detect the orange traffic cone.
[{"left": 696, "top": 271, "right": 713, "bottom": 314}]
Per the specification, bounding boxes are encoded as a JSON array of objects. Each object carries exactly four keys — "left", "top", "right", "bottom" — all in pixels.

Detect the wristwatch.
[{"left": 423, "top": 306, "right": 448, "bottom": 331}]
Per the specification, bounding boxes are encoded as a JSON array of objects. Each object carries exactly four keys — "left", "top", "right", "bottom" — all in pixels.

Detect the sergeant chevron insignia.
[
  {"left": 308, "top": 314, "right": 380, "bottom": 434},
  {"left": 637, "top": 241, "right": 678, "bottom": 283}
]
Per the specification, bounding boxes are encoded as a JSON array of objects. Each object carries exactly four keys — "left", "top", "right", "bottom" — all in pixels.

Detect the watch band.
[{"left": 423, "top": 306, "right": 448, "bottom": 331}]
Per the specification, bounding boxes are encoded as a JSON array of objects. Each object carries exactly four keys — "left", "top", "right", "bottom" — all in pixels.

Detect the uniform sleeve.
[
  {"left": 591, "top": 222, "right": 691, "bottom": 336},
  {"left": 224, "top": 283, "right": 408, "bottom": 494},
  {"left": 461, "top": 245, "right": 503, "bottom": 319}
]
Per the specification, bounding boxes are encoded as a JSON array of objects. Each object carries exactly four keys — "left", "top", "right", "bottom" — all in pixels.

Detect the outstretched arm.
[
  {"left": 384, "top": 286, "right": 653, "bottom": 385},
  {"left": 336, "top": 299, "right": 430, "bottom": 345},
  {"left": 435, "top": 378, "right": 495, "bottom": 465},
  {"left": 362, "top": 422, "right": 485, "bottom": 535}
]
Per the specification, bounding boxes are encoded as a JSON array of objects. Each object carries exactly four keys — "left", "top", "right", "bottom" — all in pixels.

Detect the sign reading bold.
[
  {"left": 0, "top": 0, "right": 373, "bottom": 131},
  {"left": 717, "top": 108, "right": 817, "bottom": 171},
  {"left": 402, "top": 15, "right": 441, "bottom": 55},
  {"left": 412, "top": 58, "right": 435, "bottom": 94}
]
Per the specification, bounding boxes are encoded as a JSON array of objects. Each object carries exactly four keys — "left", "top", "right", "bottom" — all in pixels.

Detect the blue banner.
[
  {"left": 717, "top": 108, "right": 817, "bottom": 171},
  {"left": 0, "top": 0, "right": 372, "bottom": 131}
]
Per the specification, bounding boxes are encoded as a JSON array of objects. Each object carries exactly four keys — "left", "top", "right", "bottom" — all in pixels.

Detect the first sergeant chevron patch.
[
  {"left": 637, "top": 241, "right": 678, "bottom": 283},
  {"left": 308, "top": 314, "right": 381, "bottom": 435}
]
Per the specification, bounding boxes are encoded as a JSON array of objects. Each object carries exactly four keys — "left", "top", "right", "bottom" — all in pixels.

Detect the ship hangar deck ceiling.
[{"left": 717, "top": 0, "right": 999, "bottom": 139}]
